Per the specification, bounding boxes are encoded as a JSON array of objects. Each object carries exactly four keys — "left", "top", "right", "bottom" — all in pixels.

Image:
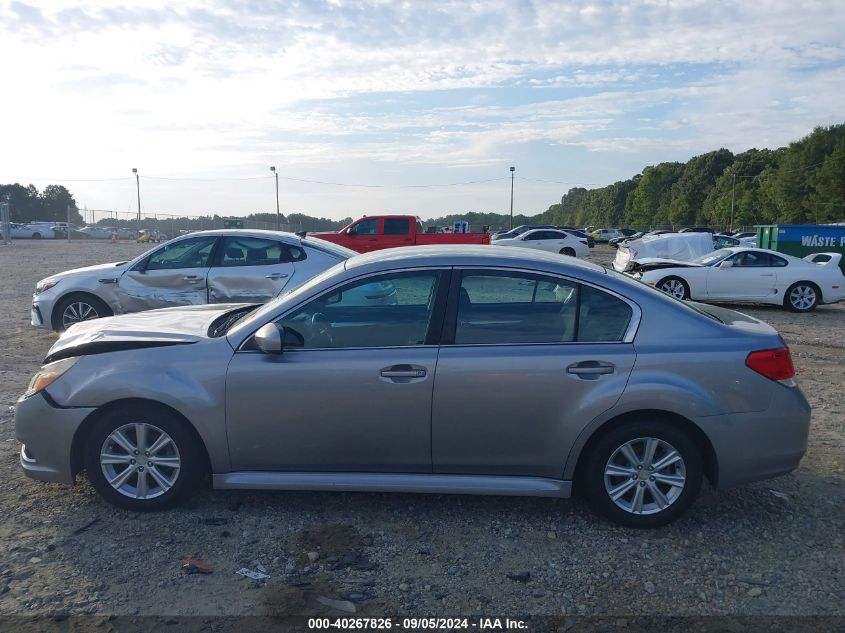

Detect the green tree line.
[
  {"left": 0, "top": 184, "right": 82, "bottom": 224},
  {"left": 538, "top": 124, "right": 845, "bottom": 230}
]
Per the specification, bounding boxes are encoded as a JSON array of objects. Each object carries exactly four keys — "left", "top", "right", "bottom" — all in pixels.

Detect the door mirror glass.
[
  {"left": 254, "top": 322, "right": 283, "bottom": 354},
  {"left": 720, "top": 260, "right": 733, "bottom": 269}
]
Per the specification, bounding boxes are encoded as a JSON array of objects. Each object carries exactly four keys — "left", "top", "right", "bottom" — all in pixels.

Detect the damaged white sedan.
[
  {"left": 632, "top": 247, "right": 845, "bottom": 312},
  {"left": 31, "top": 230, "right": 356, "bottom": 331}
]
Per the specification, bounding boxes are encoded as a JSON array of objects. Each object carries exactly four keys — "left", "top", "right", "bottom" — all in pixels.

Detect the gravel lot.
[{"left": 0, "top": 240, "right": 842, "bottom": 619}]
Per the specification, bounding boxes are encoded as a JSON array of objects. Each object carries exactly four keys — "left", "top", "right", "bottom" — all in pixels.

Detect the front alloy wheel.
[
  {"left": 84, "top": 404, "right": 204, "bottom": 510},
  {"left": 62, "top": 301, "right": 100, "bottom": 328},
  {"left": 100, "top": 423, "right": 181, "bottom": 500},
  {"left": 658, "top": 277, "right": 689, "bottom": 300}
]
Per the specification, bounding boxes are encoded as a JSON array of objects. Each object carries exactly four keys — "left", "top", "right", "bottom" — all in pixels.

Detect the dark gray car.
[{"left": 15, "top": 245, "right": 810, "bottom": 527}]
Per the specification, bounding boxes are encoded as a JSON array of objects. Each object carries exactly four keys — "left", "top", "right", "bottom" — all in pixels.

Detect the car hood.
[
  {"left": 43, "top": 261, "right": 130, "bottom": 283},
  {"left": 44, "top": 303, "right": 246, "bottom": 363}
]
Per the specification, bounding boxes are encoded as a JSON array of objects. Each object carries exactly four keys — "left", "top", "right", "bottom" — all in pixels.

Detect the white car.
[
  {"left": 31, "top": 230, "right": 357, "bottom": 331},
  {"left": 80, "top": 226, "right": 118, "bottom": 239},
  {"left": 631, "top": 247, "right": 845, "bottom": 312},
  {"left": 1, "top": 223, "right": 51, "bottom": 239},
  {"left": 493, "top": 228, "right": 590, "bottom": 258},
  {"left": 614, "top": 232, "right": 715, "bottom": 272}
]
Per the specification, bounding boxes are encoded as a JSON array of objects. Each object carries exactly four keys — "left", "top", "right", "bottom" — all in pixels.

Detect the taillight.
[
  {"left": 746, "top": 348, "right": 796, "bottom": 384},
  {"left": 580, "top": 240, "right": 588, "bottom": 245}
]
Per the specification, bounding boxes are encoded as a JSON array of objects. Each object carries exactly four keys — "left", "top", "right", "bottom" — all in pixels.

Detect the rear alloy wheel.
[
  {"left": 83, "top": 404, "right": 204, "bottom": 511},
  {"left": 54, "top": 294, "right": 112, "bottom": 331},
  {"left": 785, "top": 282, "right": 818, "bottom": 312},
  {"left": 657, "top": 276, "right": 689, "bottom": 300},
  {"left": 560, "top": 247, "right": 576, "bottom": 256},
  {"left": 581, "top": 418, "right": 702, "bottom": 527}
]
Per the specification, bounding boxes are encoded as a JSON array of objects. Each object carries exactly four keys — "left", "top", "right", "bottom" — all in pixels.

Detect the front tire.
[
  {"left": 32, "top": 232, "right": 42, "bottom": 239},
  {"left": 785, "top": 282, "right": 819, "bottom": 312},
  {"left": 657, "top": 276, "right": 689, "bottom": 300},
  {"left": 53, "top": 293, "right": 113, "bottom": 331},
  {"left": 580, "top": 417, "right": 703, "bottom": 528},
  {"left": 83, "top": 404, "right": 204, "bottom": 511}
]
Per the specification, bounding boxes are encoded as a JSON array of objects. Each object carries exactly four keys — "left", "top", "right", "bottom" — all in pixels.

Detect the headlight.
[
  {"left": 35, "top": 278, "right": 59, "bottom": 294},
  {"left": 25, "top": 357, "right": 79, "bottom": 398}
]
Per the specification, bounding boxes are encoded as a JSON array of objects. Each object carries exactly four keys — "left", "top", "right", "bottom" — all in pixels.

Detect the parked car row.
[
  {"left": 1, "top": 221, "right": 147, "bottom": 240},
  {"left": 16, "top": 243, "right": 812, "bottom": 528}
]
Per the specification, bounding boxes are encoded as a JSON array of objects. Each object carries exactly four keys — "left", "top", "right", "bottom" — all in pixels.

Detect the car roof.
[
  {"left": 168, "top": 228, "right": 305, "bottom": 242},
  {"left": 345, "top": 244, "right": 606, "bottom": 274}
]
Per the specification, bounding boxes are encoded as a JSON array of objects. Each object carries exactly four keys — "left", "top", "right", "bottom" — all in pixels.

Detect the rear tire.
[
  {"left": 32, "top": 232, "right": 42, "bottom": 239},
  {"left": 580, "top": 417, "right": 703, "bottom": 528},
  {"left": 53, "top": 293, "right": 113, "bottom": 331},
  {"left": 560, "top": 247, "right": 576, "bottom": 256},
  {"left": 784, "top": 282, "right": 819, "bottom": 312},
  {"left": 657, "top": 276, "right": 689, "bottom": 300},
  {"left": 83, "top": 404, "right": 204, "bottom": 511}
]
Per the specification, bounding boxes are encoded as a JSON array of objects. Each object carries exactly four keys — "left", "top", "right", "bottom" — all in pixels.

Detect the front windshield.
[{"left": 690, "top": 249, "right": 732, "bottom": 266}]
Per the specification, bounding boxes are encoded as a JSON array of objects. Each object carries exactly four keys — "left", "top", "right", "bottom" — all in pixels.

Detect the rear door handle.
[
  {"left": 567, "top": 361, "right": 615, "bottom": 377},
  {"left": 183, "top": 275, "right": 202, "bottom": 282},
  {"left": 265, "top": 273, "right": 289, "bottom": 280}
]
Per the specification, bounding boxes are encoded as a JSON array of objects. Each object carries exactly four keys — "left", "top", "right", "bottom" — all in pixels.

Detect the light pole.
[
  {"left": 729, "top": 172, "right": 737, "bottom": 233},
  {"left": 270, "top": 166, "right": 280, "bottom": 230},
  {"left": 132, "top": 168, "right": 141, "bottom": 234},
  {"left": 509, "top": 166, "right": 515, "bottom": 229}
]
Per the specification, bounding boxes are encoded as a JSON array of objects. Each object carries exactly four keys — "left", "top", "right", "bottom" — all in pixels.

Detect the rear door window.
[
  {"left": 453, "top": 271, "right": 631, "bottom": 344},
  {"left": 216, "top": 236, "right": 306, "bottom": 267}
]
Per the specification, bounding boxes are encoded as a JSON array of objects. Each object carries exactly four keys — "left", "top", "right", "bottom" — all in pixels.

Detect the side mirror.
[
  {"left": 254, "top": 323, "right": 283, "bottom": 354},
  {"left": 720, "top": 260, "right": 734, "bottom": 269}
]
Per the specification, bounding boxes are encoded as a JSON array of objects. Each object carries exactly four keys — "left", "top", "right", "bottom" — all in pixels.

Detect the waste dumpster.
[{"left": 756, "top": 224, "right": 845, "bottom": 274}]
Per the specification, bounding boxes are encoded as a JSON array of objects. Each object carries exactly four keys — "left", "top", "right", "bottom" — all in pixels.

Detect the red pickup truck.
[{"left": 308, "top": 215, "right": 490, "bottom": 253}]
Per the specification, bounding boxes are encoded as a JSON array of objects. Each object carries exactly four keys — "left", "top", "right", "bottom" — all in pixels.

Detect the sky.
[{"left": 1, "top": 0, "right": 844, "bottom": 221}]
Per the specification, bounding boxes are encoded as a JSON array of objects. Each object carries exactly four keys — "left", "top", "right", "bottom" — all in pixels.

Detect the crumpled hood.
[
  {"left": 44, "top": 303, "right": 245, "bottom": 362},
  {"left": 42, "top": 261, "right": 129, "bottom": 283},
  {"left": 632, "top": 257, "right": 705, "bottom": 268}
]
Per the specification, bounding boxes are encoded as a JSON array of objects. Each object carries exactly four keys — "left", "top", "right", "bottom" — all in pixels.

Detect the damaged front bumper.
[{"left": 14, "top": 391, "right": 96, "bottom": 484}]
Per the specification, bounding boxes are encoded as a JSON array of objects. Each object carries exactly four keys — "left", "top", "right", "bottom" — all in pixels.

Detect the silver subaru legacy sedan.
[
  {"left": 31, "top": 229, "right": 356, "bottom": 331},
  {"left": 15, "top": 245, "right": 810, "bottom": 527}
]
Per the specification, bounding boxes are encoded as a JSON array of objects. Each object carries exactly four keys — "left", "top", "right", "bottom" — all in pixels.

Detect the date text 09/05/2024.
[{"left": 307, "top": 618, "right": 528, "bottom": 630}]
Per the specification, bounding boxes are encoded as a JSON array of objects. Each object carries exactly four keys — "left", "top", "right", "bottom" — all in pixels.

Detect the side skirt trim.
[{"left": 213, "top": 472, "right": 572, "bottom": 498}]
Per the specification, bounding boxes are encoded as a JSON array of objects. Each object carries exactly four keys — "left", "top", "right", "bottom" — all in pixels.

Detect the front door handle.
[
  {"left": 265, "top": 273, "right": 289, "bottom": 280},
  {"left": 567, "top": 361, "right": 615, "bottom": 378},
  {"left": 183, "top": 275, "right": 202, "bottom": 282},
  {"left": 380, "top": 368, "right": 427, "bottom": 378}
]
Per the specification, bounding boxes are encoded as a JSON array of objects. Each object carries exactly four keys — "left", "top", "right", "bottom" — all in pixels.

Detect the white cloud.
[{"left": 0, "top": 0, "right": 843, "bottom": 218}]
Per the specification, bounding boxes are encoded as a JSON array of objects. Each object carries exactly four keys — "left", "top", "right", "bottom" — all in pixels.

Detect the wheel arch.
[
  {"left": 569, "top": 409, "right": 718, "bottom": 491},
  {"left": 70, "top": 398, "right": 212, "bottom": 479}
]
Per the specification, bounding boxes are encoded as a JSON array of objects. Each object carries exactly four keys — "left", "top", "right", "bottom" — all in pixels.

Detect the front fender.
[{"left": 46, "top": 342, "right": 233, "bottom": 472}]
